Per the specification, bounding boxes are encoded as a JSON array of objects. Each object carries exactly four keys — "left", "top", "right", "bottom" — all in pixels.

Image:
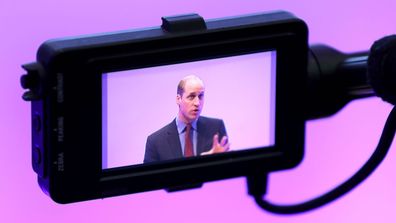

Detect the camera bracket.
[{"left": 161, "top": 13, "right": 207, "bottom": 33}]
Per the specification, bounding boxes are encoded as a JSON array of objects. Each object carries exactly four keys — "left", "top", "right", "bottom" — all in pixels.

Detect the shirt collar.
[{"left": 176, "top": 116, "right": 198, "bottom": 134}]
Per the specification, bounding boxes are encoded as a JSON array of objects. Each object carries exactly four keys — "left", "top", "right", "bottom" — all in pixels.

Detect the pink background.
[
  {"left": 103, "top": 52, "right": 275, "bottom": 168},
  {"left": 2, "top": 0, "right": 396, "bottom": 222}
]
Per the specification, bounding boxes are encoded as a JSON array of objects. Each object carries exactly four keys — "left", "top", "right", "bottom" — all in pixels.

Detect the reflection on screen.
[{"left": 102, "top": 51, "right": 276, "bottom": 169}]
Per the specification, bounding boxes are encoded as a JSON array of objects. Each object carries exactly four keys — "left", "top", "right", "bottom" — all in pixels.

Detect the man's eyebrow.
[{"left": 188, "top": 91, "right": 204, "bottom": 97}]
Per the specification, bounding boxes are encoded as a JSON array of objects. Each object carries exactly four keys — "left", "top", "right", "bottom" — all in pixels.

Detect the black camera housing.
[{"left": 21, "top": 11, "right": 308, "bottom": 203}]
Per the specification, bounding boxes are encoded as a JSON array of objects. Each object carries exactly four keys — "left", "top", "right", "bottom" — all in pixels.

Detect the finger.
[
  {"left": 201, "top": 151, "right": 211, "bottom": 156},
  {"left": 220, "top": 136, "right": 228, "bottom": 146},
  {"left": 212, "top": 133, "right": 219, "bottom": 146},
  {"left": 223, "top": 142, "right": 230, "bottom": 151}
]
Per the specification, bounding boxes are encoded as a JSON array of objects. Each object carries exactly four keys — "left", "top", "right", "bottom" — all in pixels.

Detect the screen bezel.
[{"left": 37, "top": 11, "right": 308, "bottom": 203}]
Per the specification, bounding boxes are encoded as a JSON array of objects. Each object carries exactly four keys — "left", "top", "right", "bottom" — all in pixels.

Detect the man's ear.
[{"left": 176, "top": 94, "right": 181, "bottom": 106}]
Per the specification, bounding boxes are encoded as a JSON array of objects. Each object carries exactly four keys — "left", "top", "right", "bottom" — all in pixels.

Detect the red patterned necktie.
[{"left": 184, "top": 124, "right": 194, "bottom": 157}]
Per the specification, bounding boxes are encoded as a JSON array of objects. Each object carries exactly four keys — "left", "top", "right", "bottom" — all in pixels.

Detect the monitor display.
[{"left": 102, "top": 51, "right": 276, "bottom": 169}]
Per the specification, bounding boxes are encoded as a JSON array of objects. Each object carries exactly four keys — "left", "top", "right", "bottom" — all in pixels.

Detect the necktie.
[{"left": 184, "top": 124, "right": 194, "bottom": 157}]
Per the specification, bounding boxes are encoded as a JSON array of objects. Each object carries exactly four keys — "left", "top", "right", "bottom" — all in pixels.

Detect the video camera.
[{"left": 23, "top": 10, "right": 382, "bottom": 207}]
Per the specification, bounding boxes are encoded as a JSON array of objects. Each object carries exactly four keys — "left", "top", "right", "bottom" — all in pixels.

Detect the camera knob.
[
  {"left": 21, "top": 73, "right": 39, "bottom": 89},
  {"left": 21, "top": 62, "right": 43, "bottom": 101}
]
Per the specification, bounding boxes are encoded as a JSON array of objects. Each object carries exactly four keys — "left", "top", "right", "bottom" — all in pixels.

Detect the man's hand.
[{"left": 201, "top": 134, "right": 230, "bottom": 155}]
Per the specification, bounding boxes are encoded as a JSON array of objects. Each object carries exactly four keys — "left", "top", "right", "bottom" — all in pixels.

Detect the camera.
[{"left": 21, "top": 11, "right": 308, "bottom": 203}]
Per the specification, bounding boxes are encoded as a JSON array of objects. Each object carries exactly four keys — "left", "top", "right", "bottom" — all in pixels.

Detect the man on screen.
[{"left": 144, "top": 75, "right": 230, "bottom": 163}]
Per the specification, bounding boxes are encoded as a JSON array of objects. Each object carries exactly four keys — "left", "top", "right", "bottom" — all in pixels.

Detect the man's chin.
[{"left": 188, "top": 114, "right": 199, "bottom": 121}]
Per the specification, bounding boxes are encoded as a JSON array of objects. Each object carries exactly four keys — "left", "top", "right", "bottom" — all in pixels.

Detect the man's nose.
[{"left": 193, "top": 97, "right": 200, "bottom": 106}]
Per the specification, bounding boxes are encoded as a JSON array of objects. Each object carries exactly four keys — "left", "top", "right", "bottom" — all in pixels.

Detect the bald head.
[{"left": 177, "top": 75, "right": 205, "bottom": 97}]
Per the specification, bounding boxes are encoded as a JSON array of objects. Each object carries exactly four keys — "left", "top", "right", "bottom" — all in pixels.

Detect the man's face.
[{"left": 177, "top": 79, "right": 205, "bottom": 123}]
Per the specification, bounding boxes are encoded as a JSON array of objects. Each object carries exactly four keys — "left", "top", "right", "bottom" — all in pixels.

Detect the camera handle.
[
  {"left": 306, "top": 45, "right": 372, "bottom": 119},
  {"left": 248, "top": 35, "right": 396, "bottom": 214}
]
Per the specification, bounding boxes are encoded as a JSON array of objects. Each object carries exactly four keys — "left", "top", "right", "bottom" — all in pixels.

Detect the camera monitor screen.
[
  {"left": 21, "top": 11, "right": 307, "bottom": 203},
  {"left": 102, "top": 51, "right": 276, "bottom": 169}
]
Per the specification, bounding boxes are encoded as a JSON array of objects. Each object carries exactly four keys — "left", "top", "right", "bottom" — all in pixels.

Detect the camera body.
[{"left": 22, "top": 11, "right": 308, "bottom": 203}]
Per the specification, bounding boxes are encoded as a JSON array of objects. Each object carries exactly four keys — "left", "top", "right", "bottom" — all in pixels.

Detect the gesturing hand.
[{"left": 201, "top": 134, "right": 230, "bottom": 155}]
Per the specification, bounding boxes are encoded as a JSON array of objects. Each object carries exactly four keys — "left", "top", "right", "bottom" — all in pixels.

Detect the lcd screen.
[{"left": 102, "top": 51, "right": 276, "bottom": 169}]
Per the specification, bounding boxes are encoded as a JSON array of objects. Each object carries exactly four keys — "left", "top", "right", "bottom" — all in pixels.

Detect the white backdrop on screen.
[{"left": 103, "top": 51, "right": 275, "bottom": 169}]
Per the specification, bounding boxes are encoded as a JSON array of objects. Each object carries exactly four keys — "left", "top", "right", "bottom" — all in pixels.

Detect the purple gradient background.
[
  {"left": 103, "top": 52, "right": 275, "bottom": 168},
  {"left": 2, "top": 0, "right": 396, "bottom": 222}
]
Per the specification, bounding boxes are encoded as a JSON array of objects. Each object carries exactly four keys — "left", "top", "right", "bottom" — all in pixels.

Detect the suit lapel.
[
  {"left": 166, "top": 120, "right": 183, "bottom": 159},
  {"left": 197, "top": 117, "right": 212, "bottom": 155}
]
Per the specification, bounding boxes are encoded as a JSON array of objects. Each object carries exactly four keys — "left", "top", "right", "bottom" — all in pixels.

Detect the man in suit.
[{"left": 144, "top": 75, "right": 229, "bottom": 163}]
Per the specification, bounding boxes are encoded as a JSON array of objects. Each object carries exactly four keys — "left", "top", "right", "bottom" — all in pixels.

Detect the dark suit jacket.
[{"left": 144, "top": 116, "right": 227, "bottom": 163}]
